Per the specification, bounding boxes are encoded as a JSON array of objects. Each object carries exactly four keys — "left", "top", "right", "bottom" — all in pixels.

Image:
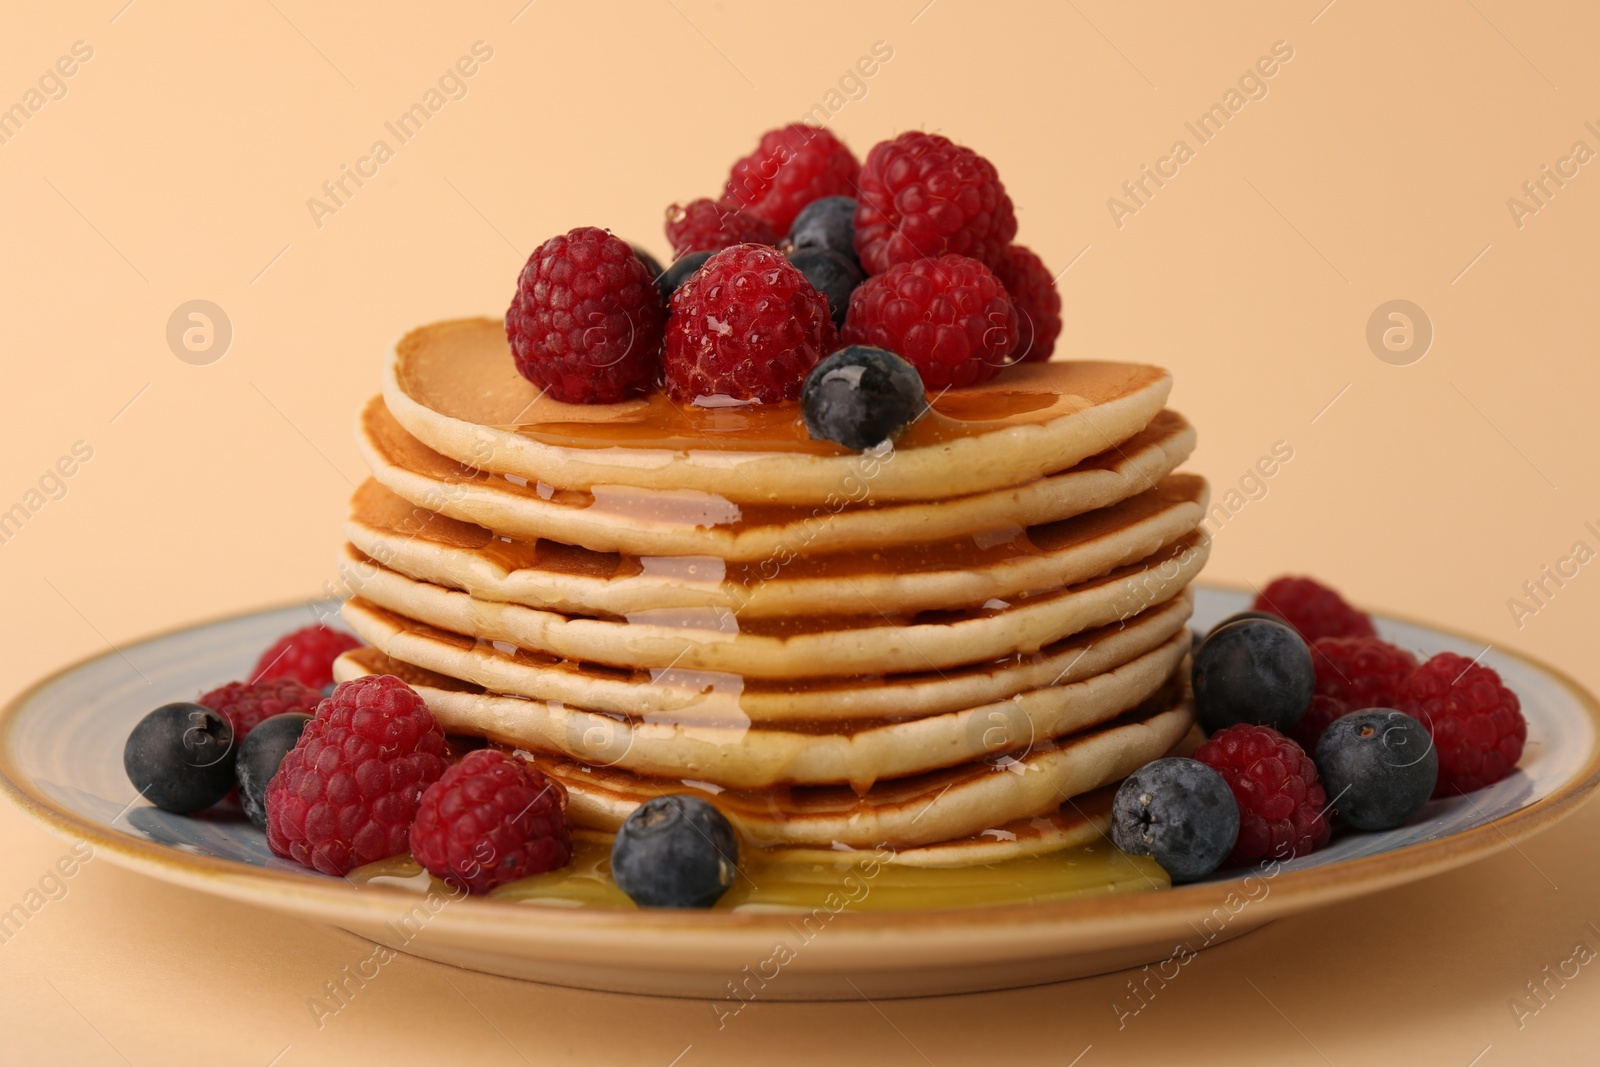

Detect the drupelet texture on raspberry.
[
  {"left": 199, "top": 677, "right": 322, "bottom": 743},
  {"left": 506, "top": 226, "right": 667, "bottom": 404},
  {"left": 1253, "top": 575, "right": 1377, "bottom": 642},
  {"left": 265, "top": 675, "right": 448, "bottom": 876},
  {"left": 664, "top": 244, "right": 838, "bottom": 403},
  {"left": 1312, "top": 636, "right": 1417, "bottom": 710},
  {"left": 853, "top": 131, "right": 1016, "bottom": 274},
  {"left": 1288, "top": 693, "right": 1351, "bottom": 754},
  {"left": 252, "top": 625, "right": 361, "bottom": 690},
  {"left": 842, "top": 253, "right": 1017, "bottom": 389},
  {"left": 1194, "top": 724, "right": 1331, "bottom": 865},
  {"left": 409, "top": 749, "right": 572, "bottom": 894},
  {"left": 991, "top": 245, "right": 1062, "bottom": 362},
  {"left": 723, "top": 124, "right": 860, "bottom": 233},
  {"left": 664, "top": 198, "right": 778, "bottom": 258},
  {"left": 1398, "top": 652, "right": 1526, "bottom": 796}
]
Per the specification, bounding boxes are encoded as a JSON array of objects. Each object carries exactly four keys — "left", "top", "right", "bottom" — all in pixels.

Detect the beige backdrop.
[{"left": 3, "top": 1, "right": 1599, "bottom": 1064}]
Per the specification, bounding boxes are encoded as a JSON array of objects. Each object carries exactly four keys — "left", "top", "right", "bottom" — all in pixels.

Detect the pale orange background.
[{"left": 3, "top": 1, "right": 1599, "bottom": 1063}]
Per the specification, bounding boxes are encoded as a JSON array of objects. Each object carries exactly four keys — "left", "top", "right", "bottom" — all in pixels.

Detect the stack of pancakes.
[{"left": 334, "top": 318, "right": 1208, "bottom": 865}]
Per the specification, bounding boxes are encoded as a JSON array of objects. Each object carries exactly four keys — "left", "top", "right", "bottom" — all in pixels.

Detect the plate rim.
[{"left": 3, "top": 583, "right": 1598, "bottom": 950}]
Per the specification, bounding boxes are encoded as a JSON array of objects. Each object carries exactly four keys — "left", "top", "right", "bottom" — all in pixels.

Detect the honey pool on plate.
[{"left": 348, "top": 831, "right": 1169, "bottom": 911}]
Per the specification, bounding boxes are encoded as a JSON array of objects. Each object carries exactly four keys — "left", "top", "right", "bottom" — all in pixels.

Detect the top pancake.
[
  {"left": 384, "top": 318, "right": 1173, "bottom": 504},
  {"left": 358, "top": 395, "right": 1196, "bottom": 562}
]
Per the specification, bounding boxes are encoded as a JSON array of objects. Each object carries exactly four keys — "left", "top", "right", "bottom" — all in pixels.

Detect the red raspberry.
[
  {"left": 664, "top": 198, "right": 778, "bottom": 258},
  {"left": 664, "top": 244, "right": 838, "bottom": 403},
  {"left": 199, "top": 678, "right": 322, "bottom": 743},
  {"left": 1397, "top": 652, "right": 1526, "bottom": 797},
  {"left": 253, "top": 625, "right": 361, "bottom": 690},
  {"left": 723, "top": 124, "right": 860, "bottom": 233},
  {"left": 1253, "top": 576, "right": 1377, "bottom": 642},
  {"left": 842, "top": 254, "right": 1017, "bottom": 389},
  {"left": 265, "top": 675, "right": 448, "bottom": 876},
  {"left": 853, "top": 131, "right": 1017, "bottom": 275},
  {"left": 1194, "top": 724, "right": 1331, "bottom": 866},
  {"left": 409, "top": 750, "right": 572, "bottom": 894},
  {"left": 1287, "top": 693, "right": 1351, "bottom": 754},
  {"left": 1311, "top": 636, "right": 1417, "bottom": 710},
  {"left": 505, "top": 226, "right": 667, "bottom": 404},
  {"left": 991, "top": 245, "right": 1062, "bottom": 362}
]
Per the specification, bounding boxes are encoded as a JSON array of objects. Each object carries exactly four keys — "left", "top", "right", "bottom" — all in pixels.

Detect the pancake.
[
  {"left": 383, "top": 318, "right": 1174, "bottom": 504},
  {"left": 764, "top": 787, "right": 1117, "bottom": 868},
  {"left": 316, "top": 623, "right": 1185, "bottom": 790},
  {"left": 359, "top": 394, "right": 1196, "bottom": 561},
  {"left": 335, "top": 646, "right": 1193, "bottom": 849},
  {"left": 346, "top": 473, "right": 1206, "bottom": 619},
  {"left": 338, "top": 529, "right": 1208, "bottom": 679},
  {"left": 338, "top": 591, "right": 1194, "bottom": 724},
  {"left": 545, "top": 695, "right": 1194, "bottom": 849}
]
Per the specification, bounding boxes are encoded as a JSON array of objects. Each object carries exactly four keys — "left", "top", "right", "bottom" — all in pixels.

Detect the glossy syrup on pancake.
[
  {"left": 337, "top": 591, "right": 1195, "bottom": 723},
  {"left": 344, "top": 472, "right": 1206, "bottom": 618},
  {"left": 383, "top": 318, "right": 1174, "bottom": 504}
]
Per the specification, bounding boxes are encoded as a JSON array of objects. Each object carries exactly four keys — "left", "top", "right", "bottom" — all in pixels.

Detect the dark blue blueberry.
[
  {"left": 123, "top": 702, "right": 236, "bottom": 814},
  {"left": 785, "top": 196, "right": 858, "bottom": 265},
  {"left": 236, "top": 711, "right": 313, "bottom": 830},
  {"left": 1206, "top": 609, "right": 1282, "bottom": 639},
  {"left": 1314, "top": 709, "right": 1437, "bottom": 831},
  {"left": 631, "top": 245, "right": 665, "bottom": 283},
  {"left": 657, "top": 250, "right": 713, "bottom": 302},
  {"left": 801, "top": 345, "right": 926, "bottom": 451},
  {"left": 1192, "top": 616, "right": 1314, "bottom": 733},
  {"left": 1111, "top": 757, "right": 1239, "bottom": 883},
  {"left": 787, "top": 248, "right": 863, "bottom": 330},
  {"left": 610, "top": 794, "right": 739, "bottom": 908},
  {"left": 321, "top": 683, "right": 337, "bottom": 698}
]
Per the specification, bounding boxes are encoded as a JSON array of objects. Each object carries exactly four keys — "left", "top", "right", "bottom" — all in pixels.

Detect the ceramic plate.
[{"left": 2, "top": 587, "right": 1596, "bottom": 1000}]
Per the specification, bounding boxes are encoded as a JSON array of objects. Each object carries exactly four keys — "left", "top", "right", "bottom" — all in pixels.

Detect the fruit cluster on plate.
[
  {"left": 1111, "top": 576, "right": 1528, "bottom": 882},
  {"left": 123, "top": 624, "right": 743, "bottom": 906}
]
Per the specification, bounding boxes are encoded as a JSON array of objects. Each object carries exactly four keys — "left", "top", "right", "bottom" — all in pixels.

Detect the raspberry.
[
  {"left": 724, "top": 124, "right": 860, "bottom": 233},
  {"left": 199, "top": 678, "right": 322, "bottom": 743},
  {"left": 265, "top": 675, "right": 448, "bottom": 876},
  {"left": 1312, "top": 637, "right": 1417, "bottom": 709},
  {"left": 664, "top": 198, "right": 777, "bottom": 258},
  {"left": 853, "top": 131, "right": 1017, "bottom": 275},
  {"left": 991, "top": 245, "right": 1062, "bottom": 362},
  {"left": 663, "top": 244, "right": 838, "bottom": 403},
  {"left": 409, "top": 750, "right": 572, "bottom": 894},
  {"left": 1253, "top": 576, "right": 1377, "bottom": 642},
  {"left": 1287, "top": 693, "right": 1351, "bottom": 754},
  {"left": 505, "top": 226, "right": 667, "bottom": 404},
  {"left": 1397, "top": 652, "right": 1526, "bottom": 797},
  {"left": 1194, "top": 724, "right": 1331, "bottom": 865},
  {"left": 842, "top": 254, "right": 1017, "bottom": 389},
  {"left": 252, "top": 625, "right": 361, "bottom": 690}
]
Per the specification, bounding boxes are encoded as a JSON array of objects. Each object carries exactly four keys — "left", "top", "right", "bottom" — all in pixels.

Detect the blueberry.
[
  {"left": 1111, "top": 757, "right": 1239, "bottom": 883},
  {"left": 236, "top": 712, "right": 313, "bottom": 830},
  {"left": 1206, "top": 609, "right": 1282, "bottom": 639},
  {"left": 657, "top": 250, "right": 713, "bottom": 301},
  {"left": 123, "top": 702, "right": 236, "bottom": 814},
  {"left": 801, "top": 346, "right": 926, "bottom": 452},
  {"left": 787, "top": 248, "right": 864, "bottom": 330},
  {"left": 321, "top": 683, "right": 336, "bottom": 698},
  {"left": 631, "top": 245, "right": 665, "bottom": 283},
  {"left": 1314, "top": 709, "right": 1437, "bottom": 831},
  {"left": 785, "top": 196, "right": 858, "bottom": 265},
  {"left": 610, "top": 795, "right": 739, "bottom": 908},
  {"left": 1192, "top": 616, "right": 1314, "bottom": 733}
]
